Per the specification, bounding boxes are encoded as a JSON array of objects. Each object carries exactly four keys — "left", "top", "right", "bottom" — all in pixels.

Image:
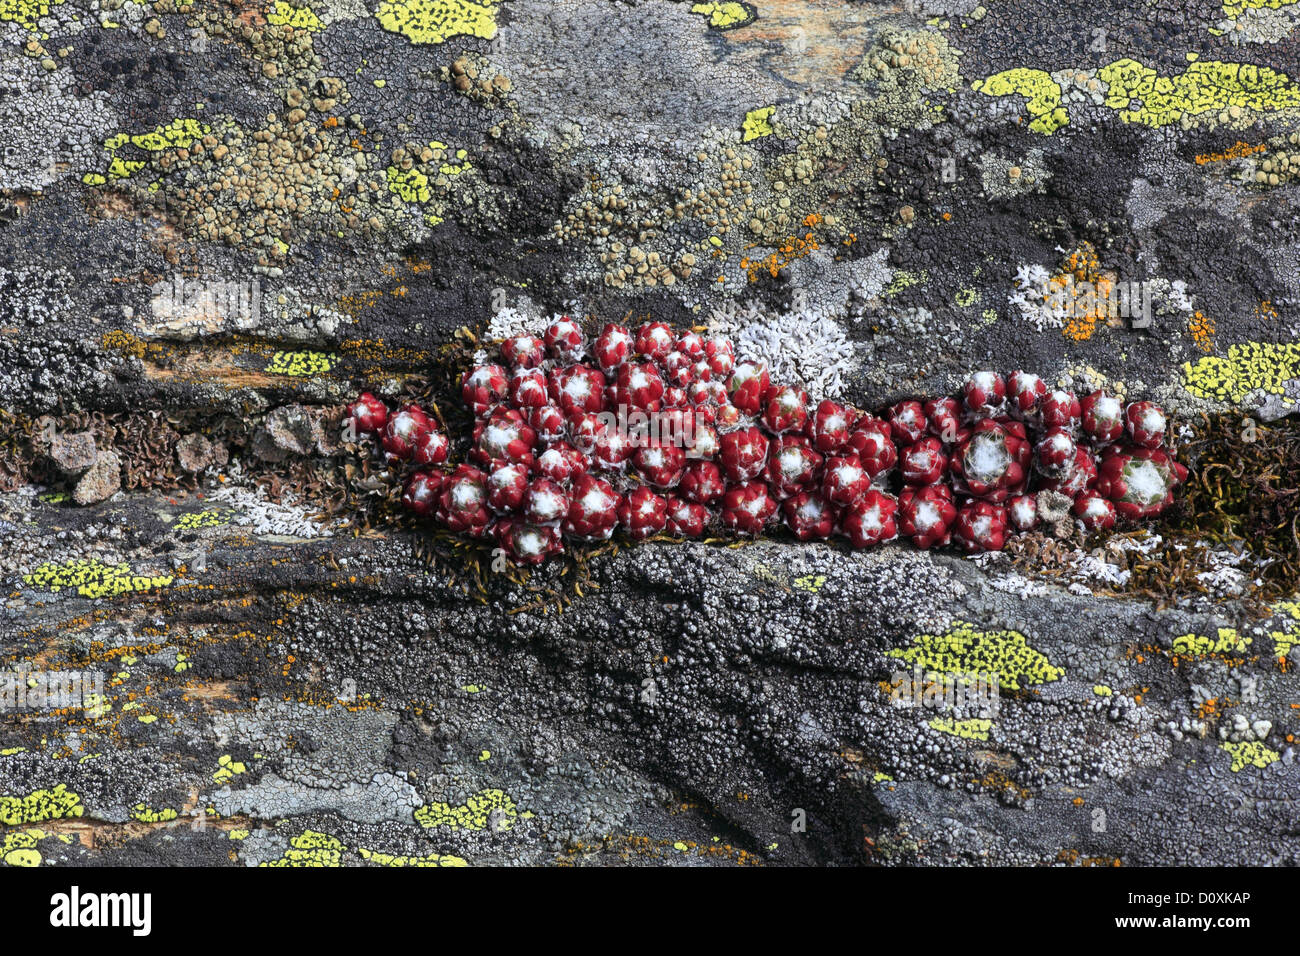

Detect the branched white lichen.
[{"left": 709, "top": 305, "right": 855, "bottom": 400}]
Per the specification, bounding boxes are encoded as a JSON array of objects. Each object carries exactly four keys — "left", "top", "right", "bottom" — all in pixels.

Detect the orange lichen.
[
  {"left": 1194, "top": 141, "right": 1265, "bottom": 164},
  {"left": 1189, "top": 311, "right": 1216, "bottom": 352}
]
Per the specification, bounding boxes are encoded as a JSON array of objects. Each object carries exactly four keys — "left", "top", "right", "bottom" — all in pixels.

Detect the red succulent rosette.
[
  {"left": 1124, "top": 401, "right": 1167, "bottom": 450},
  {"left": 924, "top": 397, "right": 966, "bottom": 444},
  {"left": 636, "top": 321, "right": 676, "bottom": 362},
  {"left": 616, "top": 361, "right": 666, "bottom": 411},
  {"left": 437, "top": 464, "right": 492, "bottom": 536},
  {"left": 1007, "top": 493, "right": 1038, "bottom": 531},
  {"left": 619, "top": 486, "right": 668, "bottom": 539},
  {"left": 346, "top": 392, "right": 388, "bottom": 435},
  {"left": 1041, "top": 389, "right": 1081, "bottom": 431},
  {"left": 522, "top": 478, "right": 570, "bottom": 525},
  {"left": 501, "top": 334, "right": 546, "bottom": 370},
  {"left": 887, "top": 400, "right": 928, "bottom": 446},
  {"left": 766, "top": 435, "right": 822, "bottom": 499},
  {"left": 841, "top": 489, "right": 898, "bottom": 548},
  {"left": 535, "top": 442, "right": 587, "bottom": 484},
  {"left": 1072, "top": 492, "right": 1117, "bottom": 530},
  {"left": 845, "top": 416, "right": 897, "bottom": 480},
  {"left": 665, "top": 496, "right": 709, "bottom": 537},
  {"left": 899, "top": 484, "right": 957, "bottom": 549},
  {"left": 412, "top": 428, "right": 449, "bottom": 467},
  {"left": 1080, "top": 389, "right": 1124, "bottom": 443},
  {"left": 721, "top": 480, "right": 777, "bottom": 536},
  {"left": 952, "top": 500, "right": 1009, "bottom": 553},
  {"left": 544, "top": 316, "right": 586, "bottom": 363},
  {"left": 1092, "top": 444, "right": 1187, "bottom": 519},
  {"left": 495, "top": 520, "right": 563, "bottom": 566},
  {"left": 1006, "top": 370, "right": 1047, "bottom": 421},
  {"left": 900, "top": 436, "right": 949, "bottom": 486},
  {"left": 762, "top": 385, "right": 810, "bottom": 435},
  {"left": 551, "top": 364, "right": 607, "bottom": 416},
  {"left": 704, "top": 336, "right": 735, "bottom": 378},
  {"left": 782, "top": 491, "right": 838, "bottom": 541},
  {"left": 961, "top": 371, "right": 1005, "bottom": 418},
  {"left": 593, "top": 323, "right": 632, "bottom": 373},
  {"left": 633, "top": 440, "right": 687, "bottom": 488},
  {"left": 563, "top": 473, "right": 620, "bottom": 540},
  {"left": 461, "top": 364, "right": 509, "bottom": 417},
  {"left": 949, "top": 419, "right": 1028, "bottom": 502},
  {"left": 727, "top": 360, "right": 770, "bottom": 416},
  {"left": 679, "top": 460, "right": 727, "bottom": 504},
  {"left": 1038, "top": 444, "right": 1098, "bottom": 498},
  {"left": 808, "top": 399, "right": 855, "bottom": 452},
  {"left": 401, "top": 469, "right": 444, "bottom": 517},
  {"left": 821, "top": 453, "right": 871, "bottom": 507},
  {"left": 487, "top": 461, "right": 530, "bottom": 513},
  {"left": 719, "top": 426, "right": 769, "bottom": 483},
  {"left": 472, "top": 407, "right": 537, "bottom": 469},
  {"left": 382, "top": 404, "right": 434, "bottom": 460},
  {"left": 508, "top": 366, "right": 550, "bottom": 409}
]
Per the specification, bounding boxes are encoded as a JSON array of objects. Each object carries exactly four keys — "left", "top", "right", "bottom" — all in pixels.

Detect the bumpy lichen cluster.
[{"left": 887, "top": 621, "right": 1063, "bottom": 691}]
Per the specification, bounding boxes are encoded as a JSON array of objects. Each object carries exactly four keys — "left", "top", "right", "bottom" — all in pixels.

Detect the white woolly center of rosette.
[
  {"left": 530, "top": 488, "right": 565, "bottom": 519},
  {"left": 482, "top": 424, "right": 515, "bottom": 457},
  {"left": 1140, "top": 407, "right": 1165, "bottom": 434},
  {"left": 515, "top": 529, "right": 548, "bottom": 556},
  {"left": 971, "top": 514, "right": 993, "bottom": 540},
  {"left": 452, "top": 481, "right": 482, "bottom": 509},
  {"left": 581, "top": 486, "right": 612, "bottom": 513},
  {"left": 1124, "top": 459, "right": 1167, "bottom": 506},
  {"left": 965, "top": 432, "right": 1009, "bottom": 482},
  {"left": 563, "top": 375, "right": 593, "bottom": 402},
  {"left": 798, "top": 498, "right": 823, "bottom": 522},
  {"left": 859, "top": 504, "right": 884, "bottom": 533},
  {"left": 392, "top": 413, "right": 420, "bottom": 441},
  {"left": 832, "top": 460, "right": 863, "bottom": 487},
  {"left": 1095, "top": 395, "right": 1122, "bottom": 422},
  {"left": 743, "top": 492, "right": 768, "bottom": 517},
  {"left": 778, "top": 448, "right": 806, "bottom": 477},
  {"left": 637, "top": 496, "right": 660, "bottom": 518},
  {"left": 915, "top": 500, "right": 942, "bottom": 531}
]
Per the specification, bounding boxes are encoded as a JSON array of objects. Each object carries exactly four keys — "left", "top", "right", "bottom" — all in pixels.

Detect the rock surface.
[{"left": 0, "top": 0, "right": 1298, "bottom": 867}]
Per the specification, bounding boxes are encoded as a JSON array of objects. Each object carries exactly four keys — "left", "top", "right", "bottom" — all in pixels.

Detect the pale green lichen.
[{"left": 887, "top": 621, "right": 1063, "bottom": 691}]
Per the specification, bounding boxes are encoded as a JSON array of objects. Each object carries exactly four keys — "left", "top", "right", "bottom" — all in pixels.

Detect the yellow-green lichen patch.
[
  {"left": 1182, "top": 342, "right": 1300, "bottom": 404},
  {"left": 1221, "top": 740, "right": 1279, "bottom": 772},
  {"left": 265, "top": 350, "right": 336, "bottom": 377},
  {"left": 260, "top": 830, "right": 344, "bottom": 866},
  {"left": 689, "top": 1, "right": 756, "bottom": 29},
  {"left": 212, "top": 754, "right": 247, "bottom": 784},
  {"left": 130, "top": 118, "right": 207, "bottom": 152},
  {"left": 266, "top": 0, "right": 323, "bottom": 31},
  {"left": 415, "top": 788, "right": 519, "bottom": 831},
  {"left": 130, "top": 804, "right": 177, "bottom": 823},
  {"left": 742, "top": 106, "right": 775, "bottom": 142},
  {"left": 358, "top": 847, "right": 468, "bottom": 866},
  {"left": 887, "top": 621, "right": 1064, "bottom": 691},
  {"left": 0, "top": 0, "right": 63, "bottom": 31},
  {"left": 1097, "top": 58, "right": 1300, "bottom": 129},
  {"left": 872, "top": 771, "right": 894, "bottom": 783},
  {"left": 375, "top": 0, "right": 498, "bottom": 45},
  {"left": 928, "top": 717, "right": 992, "bottom": 741},
  {"left": 1272, "top": 600, "right": 1300, "bottom": 658},
  {"left": 387, "top": 165, "right": 431, "bottom": 203},
  {"left": 1, "top": 829, "right": 45, "bottom": 867},
  {"left": 1093, "top": 685, "right": 1113, "bottom": 697},
  {"left": 0, "top": 785, "right": 83, "bottom": 826},
  {"left": 972, "top": 69, "right": 1068, "bottom": 134},
  {"left": 173, "top": 509, "right": 227, "bottom": 531},
  {"left": 1223, "top": 0, "right": 1299, "bottom": 18},
  {"left": 1173, "top": 628, "right": 1251, "bottom": 656},
  {"left": 23, "top": 560, "right": 173, "bottom": 599}
]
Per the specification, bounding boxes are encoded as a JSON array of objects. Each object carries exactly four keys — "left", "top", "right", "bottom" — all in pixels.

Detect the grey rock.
[
  {"left": 72, "top": 450, "right": 121, "bottom": 506},
  {"left": 48, "top": 431, "right": 97, "bottom": 475}
]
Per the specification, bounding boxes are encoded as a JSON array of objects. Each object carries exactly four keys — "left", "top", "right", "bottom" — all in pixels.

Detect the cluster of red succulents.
[{"left": 344, "top": 319, "right": 1186, "bottom": 565}]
